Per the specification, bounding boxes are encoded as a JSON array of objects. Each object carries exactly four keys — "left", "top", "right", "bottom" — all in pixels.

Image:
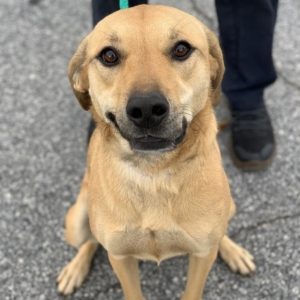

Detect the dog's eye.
[
  {"left": 172, "top": 42, "right": 193, "bottom": 61},
  {"left": 98, "top": 47, "right": 120, "bottom": 66}
]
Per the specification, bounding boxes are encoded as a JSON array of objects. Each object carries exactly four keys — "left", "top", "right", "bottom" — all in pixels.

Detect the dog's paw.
[
  {"left": 219, "top": 235, "right": 256, "bottom": 275},
  {"left": 56, "top": 254, "right": 91, "bottom": 295}
]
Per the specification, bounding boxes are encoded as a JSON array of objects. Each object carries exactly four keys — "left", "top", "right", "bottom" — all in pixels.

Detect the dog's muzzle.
[
  {"left": 107, "top": 91, "right": 187, "bottom": 152},
  {"left": 129, "top": 118, "right": 187, "bottom": 152}
]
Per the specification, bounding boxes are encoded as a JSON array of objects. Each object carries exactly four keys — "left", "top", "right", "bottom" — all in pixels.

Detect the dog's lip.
[
  {"left": 130, "top": 137, "right": 174, "bottom": 152},
  {"left": 130, "top": 119, "right": 187, "bottom": 152},
  {"left": 130, "top": 135, "right": 173, "bottom": 152},
  {"left": 107, "top": 112, "right": 187, "bottom": 151},
  {"left": 134, "top": 135, "right": 166, "bottom": 142}
]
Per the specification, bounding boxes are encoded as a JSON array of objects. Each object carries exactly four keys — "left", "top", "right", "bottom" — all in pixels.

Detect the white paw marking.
[
  {"left": 219, "top": 238, "right": 256, "bottom": 275},
  {"left": 57, "top": 254, "right": 91, "bottom": 295}
]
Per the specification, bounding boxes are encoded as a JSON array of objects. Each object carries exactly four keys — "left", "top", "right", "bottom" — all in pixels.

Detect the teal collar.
[{"left": 119, "top": 0, "right": 129, "bottom": 9}]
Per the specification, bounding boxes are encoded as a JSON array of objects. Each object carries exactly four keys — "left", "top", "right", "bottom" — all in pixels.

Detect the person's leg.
[
  {"left": 92, "top": 0, "right": 119, "bottom": 26},
  {"left": 215, "top": 0, "right": 278, "bottom": 170},
  {"left": 216, "top": 0, "right": 278, "bottom": 110},
  {"left": 88, "top": 0, "right": 148, "bottom": 142},
  {"left": 92, "top": 0, "right": 148, "bottom": 26}
]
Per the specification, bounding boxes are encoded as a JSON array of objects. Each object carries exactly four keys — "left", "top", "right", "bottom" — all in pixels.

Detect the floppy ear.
[
  {"left": 204, "top": 27, "right": 225, "bottom": 106},
  {"left": 68, "top": 37, "right": 91, "bottom": 110}
]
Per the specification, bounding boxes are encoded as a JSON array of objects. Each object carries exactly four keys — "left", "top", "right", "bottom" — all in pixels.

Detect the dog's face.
[{"left": 69, "top": 5, "right": 223, "bottom": 153}]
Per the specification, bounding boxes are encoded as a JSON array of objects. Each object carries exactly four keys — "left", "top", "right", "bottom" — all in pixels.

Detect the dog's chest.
[
  {"left": 99, "top": 211, "right": 217, "bottom": 262},
  {"left": 90, "top": 156, "right": 225, "bottom": 262}
]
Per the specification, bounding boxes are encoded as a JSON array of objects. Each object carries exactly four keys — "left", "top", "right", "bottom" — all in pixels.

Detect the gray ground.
[{"left": 0, "top": 0, "right": 300, "bottom": 299}]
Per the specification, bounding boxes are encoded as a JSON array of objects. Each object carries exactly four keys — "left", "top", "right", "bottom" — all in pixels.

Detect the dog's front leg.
[
  {"left": 57, "top": 239, "right": 98, "bottom": 295},
  {"left": 181, "top": 248, "right": 218, "bottom": 300},
  {"left": 108, "top": 254, "right": 145, "bottom": 300}
]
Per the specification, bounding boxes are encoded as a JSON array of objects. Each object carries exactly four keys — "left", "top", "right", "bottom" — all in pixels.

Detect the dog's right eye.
[
  {"left": 171, "top": 41, "right": 193, "bottom": 61},
  {"left": 98, "top": 47, "right": 120, "bottom": 67}
]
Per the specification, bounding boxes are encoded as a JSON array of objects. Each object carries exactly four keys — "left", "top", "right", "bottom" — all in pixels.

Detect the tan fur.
[{"left": 57, "top": 5, "right": 255, "bottom": 299}]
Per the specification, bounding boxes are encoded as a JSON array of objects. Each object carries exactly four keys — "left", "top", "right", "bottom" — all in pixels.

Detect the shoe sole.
[{"left": 229, "top": 140, "right": 276, "bottom": 172}]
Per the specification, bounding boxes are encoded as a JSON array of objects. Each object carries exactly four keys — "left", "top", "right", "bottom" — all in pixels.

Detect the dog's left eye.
[
  {"left": 172, "top": 42, "right": 193, "bottom": 61},
  {"left": 98, "top": 47, "right": 120, "bottom": 66}
]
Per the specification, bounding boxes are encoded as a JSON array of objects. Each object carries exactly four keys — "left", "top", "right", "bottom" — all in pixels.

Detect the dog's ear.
[
  {"left": 204, "top": 27, "right": 225, "bottom": 106},
  {"left": 68, "top": 37, "right": 91, "bottom": 110}
]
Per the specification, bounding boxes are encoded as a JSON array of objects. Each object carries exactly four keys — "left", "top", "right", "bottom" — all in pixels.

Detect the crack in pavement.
[{"left": 231, "top": 211, "right": 300, "bottom": 239}]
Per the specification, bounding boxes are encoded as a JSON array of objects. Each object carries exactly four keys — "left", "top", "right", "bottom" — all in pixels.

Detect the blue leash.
[{"left": 119, "top": 0, "right": 129, "bottom": 9}]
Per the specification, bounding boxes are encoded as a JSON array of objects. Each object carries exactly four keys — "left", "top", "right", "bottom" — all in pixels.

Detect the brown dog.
[{"left": 57, "top": 5, "right": 255, "bottom": 299}]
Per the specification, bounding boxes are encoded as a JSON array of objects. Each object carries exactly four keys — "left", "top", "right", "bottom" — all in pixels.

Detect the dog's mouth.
[
  {"left": 107, "top": 113, "right": 187, "bottom": 152},
  {"left": 130, "top": 125, "right": 186, "bottom": 152}
]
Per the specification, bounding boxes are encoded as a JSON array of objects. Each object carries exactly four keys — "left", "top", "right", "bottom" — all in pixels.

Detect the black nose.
[{"left": 126, "top": 92, "right": 169, "bottom": 129}]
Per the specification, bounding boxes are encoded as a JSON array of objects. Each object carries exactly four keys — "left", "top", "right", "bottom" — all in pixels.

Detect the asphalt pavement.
[{"left": 0, "top": 0, "right": 300, "bottom": 299}]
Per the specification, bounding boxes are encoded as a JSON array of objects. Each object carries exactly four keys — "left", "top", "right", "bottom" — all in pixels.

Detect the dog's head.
[{"left": 69, "top": 5, "right": 224, "bottom": 153}]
